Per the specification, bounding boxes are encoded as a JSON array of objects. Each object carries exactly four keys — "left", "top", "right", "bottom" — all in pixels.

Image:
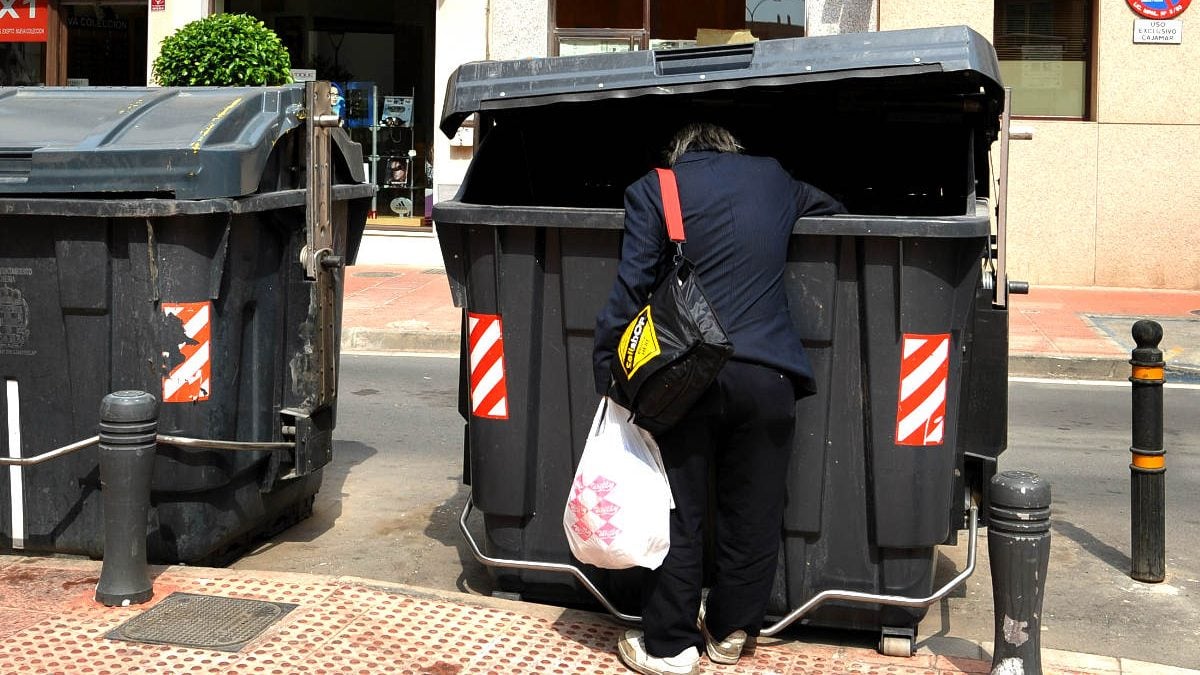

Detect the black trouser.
[{"left": 642, "top": 360, "right": 796, "bottom": 658}]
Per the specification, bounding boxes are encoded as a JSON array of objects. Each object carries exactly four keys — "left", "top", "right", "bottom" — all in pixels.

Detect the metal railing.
[
  {"left": 459, "top": 495, "right": 978, "bottom": 634},
  {"left": 459, "top": 496, "right": 641, "bottom": 623},
  {"left": 762, "top": 504, "right": 977, "bottom": 636},
  {"left": 0, "top": 435, "right": 293, "bottom": 466}
]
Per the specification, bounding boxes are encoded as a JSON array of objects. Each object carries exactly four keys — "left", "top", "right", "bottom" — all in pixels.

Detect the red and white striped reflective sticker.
[
  {"left": 162, "top": 301, "right": 212, "bottom": 403},
  {"left": 895, "top": 333, "right": 950, "bottom": 447},
  {"left": 468, "top": 312, "right": 509, "bottom": 420}
]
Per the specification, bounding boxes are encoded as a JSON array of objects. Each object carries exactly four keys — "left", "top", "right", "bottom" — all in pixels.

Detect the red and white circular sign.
[{"left": 1127, "top": 0, "right": 1192, "bottom": 19}]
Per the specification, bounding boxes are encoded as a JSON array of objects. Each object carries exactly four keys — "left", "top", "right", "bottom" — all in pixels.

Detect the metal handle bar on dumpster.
[
  {"left": 760, "top": 504, "right": 978, "bottom": 637},
  {"left": 0, "top": 435, "right": 102, "bottom": 467},
  {"left": 0, "top": 435, "right": 295, "bottom": 466},
  {"left": 459, "top": 496, "right": 977, "bottom": 632},
  {"left": 155, "top": 435, "right": 294, "bottom": 452},
  {"left": 458, "top": 496, "right": 641, "bottom": 623},
  {"left": 994, "top": 86, "right": 1033, "bottom": 307}
]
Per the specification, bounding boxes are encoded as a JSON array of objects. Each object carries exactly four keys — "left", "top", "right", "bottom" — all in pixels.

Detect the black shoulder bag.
[{"left": 608, "top": 168, "right": 733, "bottom": 435}]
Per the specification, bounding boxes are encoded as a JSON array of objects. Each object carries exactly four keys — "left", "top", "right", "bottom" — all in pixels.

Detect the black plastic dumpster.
[
  {"left": 436, "top": 26, "right": 1009, "bottom": 649},
  {"left": 0, "top": 83, "right": 372, "bottom": 564}
]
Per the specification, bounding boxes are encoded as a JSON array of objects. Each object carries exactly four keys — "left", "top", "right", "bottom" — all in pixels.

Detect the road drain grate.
[{"left": 107, "top": 593, "right": 296, "bottom": 652}]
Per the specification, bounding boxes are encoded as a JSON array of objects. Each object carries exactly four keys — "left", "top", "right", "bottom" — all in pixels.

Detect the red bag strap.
[{"left": 655, "top": 168, "right": 685, "bottom": 243}]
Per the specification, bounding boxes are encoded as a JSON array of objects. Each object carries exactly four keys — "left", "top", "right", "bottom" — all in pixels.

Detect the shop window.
[
  {"left": 556, "top": 30, "right": 646, "bottom": 56},
  {"left": 994, "top": 0, "right": 1093, "bottom": 119},
  {"left": 556, "top": 0, "right": 644, "bottom": 29},
  {"left": 0, "top": 43, "right": 45, "bottom": 85},
  {"left": 63, "top": 3, "right": 147, "bottom": 86},
  {"left": 551, "top": 0, "right": 805, "bottom": 55}
]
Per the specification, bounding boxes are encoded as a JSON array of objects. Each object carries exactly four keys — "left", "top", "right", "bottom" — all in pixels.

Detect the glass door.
[
  {"left": 61, "top": 0, "right": 147, "bottom": 86},
  {"left": 0, "top": 42, "right": 46, "bottom": 85},
  {"left": 0, "top": 0, "right": 51, "bottom": 85}
]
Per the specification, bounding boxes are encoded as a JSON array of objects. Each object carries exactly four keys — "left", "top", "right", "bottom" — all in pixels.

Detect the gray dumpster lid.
[
  {"left": 0, "top": 85, "right": 361, "bottom": 200},
  {"left": 441, "top": 25, "right": 1003, "bottom": 137}
]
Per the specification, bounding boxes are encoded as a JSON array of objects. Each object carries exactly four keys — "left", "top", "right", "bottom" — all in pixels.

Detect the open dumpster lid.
[
  {"left": 0, "top": 85, "right": 364, "bottom": 200},
  {"left": 441, "top": 25, "right": 1003, "bottom": 138}
]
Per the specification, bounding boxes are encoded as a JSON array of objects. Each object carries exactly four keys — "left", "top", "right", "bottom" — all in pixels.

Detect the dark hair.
[{"left": 666, "top": 122, "right": 743, "bottom": 165}]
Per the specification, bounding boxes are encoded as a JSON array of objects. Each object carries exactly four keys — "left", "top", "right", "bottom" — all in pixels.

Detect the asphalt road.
[
  {"left": 924, "top": 377, "right": 1200, "bottom": 669},
  {"left": 232, "top": 354, "right": 1200, "bottom": 669},
  {"left": 232, "top": 352, "right": 488, "bottom": 593}
]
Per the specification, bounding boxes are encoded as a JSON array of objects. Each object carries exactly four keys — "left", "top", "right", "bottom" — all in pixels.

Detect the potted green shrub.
[{"left": 152, "top": 13, "right": 293, "bottom": 86}]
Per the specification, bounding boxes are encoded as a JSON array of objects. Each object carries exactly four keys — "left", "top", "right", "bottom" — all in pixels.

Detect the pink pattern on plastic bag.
[
  {"left": 588, "top": 475, "right": 617, "bottom": 497},
  {"left": 591, "top": 498, "right": 620, "bottom": 520},
  {"left": 566, "top": 497, "right": 588, "bottom": 520},
  {"left": 570, "top": 519, "right": 594, "bottom": 541},
  {"left": 595, "top": 521, "right": 620, "bottom": 545}
]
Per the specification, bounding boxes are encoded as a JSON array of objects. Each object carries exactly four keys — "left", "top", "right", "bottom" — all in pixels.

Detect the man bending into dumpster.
[{"left": 593, "top": 122, "right": 845, "bottom": 675}]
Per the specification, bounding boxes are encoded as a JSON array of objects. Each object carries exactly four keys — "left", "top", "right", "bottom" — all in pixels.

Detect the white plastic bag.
[{"left": 563, "top": 397, "right": 674, "bottom": 570}]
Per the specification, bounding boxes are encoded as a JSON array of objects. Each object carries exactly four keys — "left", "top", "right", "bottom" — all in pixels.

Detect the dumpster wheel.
[{"left": 878, "top": 629, "right": 912, "bottom": 653}]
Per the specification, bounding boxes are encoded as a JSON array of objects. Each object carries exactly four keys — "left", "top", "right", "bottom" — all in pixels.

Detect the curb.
[
  {"left": 340, "top": 332, "right": 1200, "bottom": 384},
  {"left": 1007, "top": 354, "right": 1127, "bottom": 381},
  {"left": 1009, "top": 354, "right": 1200, "bottom": 383},
  {"left": 341, "top": 327, "right": 459, "bottom": 353}
]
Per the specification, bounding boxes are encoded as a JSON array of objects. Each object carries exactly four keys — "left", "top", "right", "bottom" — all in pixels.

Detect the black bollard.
[
  {"left": 95, "top": 391, "right": 159, "bottom": 607},
  {"left": 988, "top": 470, "right": 1051, "bottom": 675},
  {"left": 1129, "top": 320, "right": 1165, "bottom": 583}
]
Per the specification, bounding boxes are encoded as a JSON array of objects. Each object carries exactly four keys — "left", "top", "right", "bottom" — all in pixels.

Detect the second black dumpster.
[
  {"left": 0, "top": 83, "right": 371, "bottom": 564},
  {"left": 437, "top": 26, "right": 1010, "bottom": 653}
]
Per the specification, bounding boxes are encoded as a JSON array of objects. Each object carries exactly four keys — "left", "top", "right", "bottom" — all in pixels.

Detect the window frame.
[
  {"left": 550, "top": 28, "right": 648, "bottom": 57},
  {"left": 548, "top": 0, "right": 804, "bottom": 57},
  {"left": 994, "top": 0, "right": 1097, "bottom": 121},
  {"left": 549, "top": 0, "right": 650, "bottom": 55}
]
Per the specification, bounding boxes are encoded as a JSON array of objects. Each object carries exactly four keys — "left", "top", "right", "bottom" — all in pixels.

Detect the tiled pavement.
[
  {"left": 3, "top": 556, "right": 1194, "bottom": 675},
  {"left": 3, "top": 263, "right": 1198, "bottom": 674}
]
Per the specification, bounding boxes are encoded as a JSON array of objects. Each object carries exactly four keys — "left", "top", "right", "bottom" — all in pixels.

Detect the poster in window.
[
  {"left": 274, "top": 17, "right": 306, "bottom": 67},
  {"left": 1019, "top": 45, "right": 1063, "bottom": 89},
  {"left": 0, "top": 0, "right": 48, "bottom": 43}
]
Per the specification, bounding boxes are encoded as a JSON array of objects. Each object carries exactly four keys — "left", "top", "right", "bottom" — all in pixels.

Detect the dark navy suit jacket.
[{"left": 593, "top": 150, "right": 845, "bottom": 398}]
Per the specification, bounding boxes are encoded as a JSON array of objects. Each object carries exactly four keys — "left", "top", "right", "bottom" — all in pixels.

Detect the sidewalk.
[
  {"left": 4, "top": 265, "right": 1196, "bottom": 674},
  {"left": 1008, "top": 286, "right": 1200, "bottom": 382},
  {"left": 341, "top": 263, "right": 1200, "bottom": 382},
  {"left": 2, "top": 555, "right": 1194, "bottom": 674}
]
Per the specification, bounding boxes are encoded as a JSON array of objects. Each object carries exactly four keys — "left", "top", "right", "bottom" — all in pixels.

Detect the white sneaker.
[
  {"left": 617, "top": 629, "right": 700, "bottom": 675},
  {"left": 697, "top": 598, "right": 751, "bottom": 665},
  {"left": 701, "top": 624, "right": 748, "bottom": 665}
]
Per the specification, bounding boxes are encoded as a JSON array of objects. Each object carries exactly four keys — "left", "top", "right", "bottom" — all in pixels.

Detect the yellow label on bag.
[{"left": 619, "top": 306, "right": 661, "bottom": 379}]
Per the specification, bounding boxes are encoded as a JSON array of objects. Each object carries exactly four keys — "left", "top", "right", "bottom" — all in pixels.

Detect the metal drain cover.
[{"left": 107, "top": 593, "right": 296, "bottom": 652}]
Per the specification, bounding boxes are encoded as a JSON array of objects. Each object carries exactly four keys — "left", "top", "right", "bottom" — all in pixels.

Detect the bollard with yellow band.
[{"left": 1129, "top": 319, "right": 1165, "bottom": 583}]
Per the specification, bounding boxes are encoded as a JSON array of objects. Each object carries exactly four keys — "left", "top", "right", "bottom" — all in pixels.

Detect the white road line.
[
  {"left": 337, "top": 356, "right": 1196, "bottom": 389},
  {"left": 1010, "top": 376, "right": 1200, "bottom": 390}
]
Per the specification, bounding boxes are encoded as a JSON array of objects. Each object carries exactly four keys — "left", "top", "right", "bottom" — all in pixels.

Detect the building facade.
[
  {"left": 1, "top": 1, "right": 1195, "bottom": 289},
  {"left": 434, "top": 0, "right": 1200, "bottom": 290},
  {"left": 0, "top": 0, "right": 437, "bottom": 263}
]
